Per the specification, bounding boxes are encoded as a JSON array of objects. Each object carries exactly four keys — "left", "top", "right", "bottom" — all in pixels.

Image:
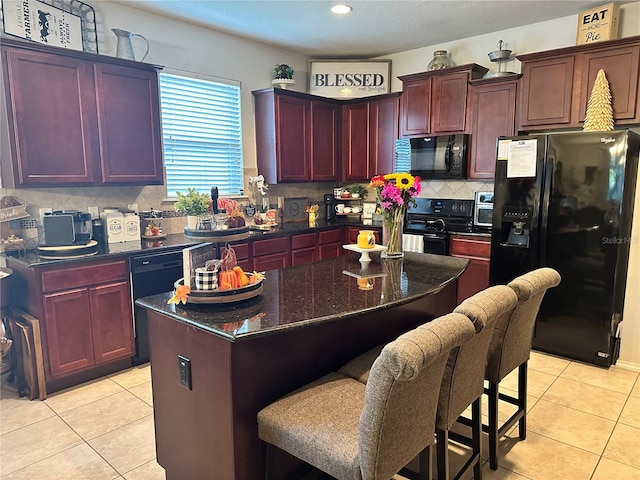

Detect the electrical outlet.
[
  {"left": 88, "top": 206, "right": 99, "bottom": 219},
  {"left": 178, "top": 355, "right": 192, "bottom": 390}
]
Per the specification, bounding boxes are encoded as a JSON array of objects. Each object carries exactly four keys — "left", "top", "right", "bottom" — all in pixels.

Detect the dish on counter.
[
  {"left": 250, "top": 222, "right": 278, "bottom": 230},
  {"left": 141, "top": 234, "right": 167, "bottom": 240},
  {"left": 174, "top": 277, "right": 264, "bottom": 304}
]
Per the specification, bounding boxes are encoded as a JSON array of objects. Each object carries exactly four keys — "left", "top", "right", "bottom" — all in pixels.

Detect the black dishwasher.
[{"left": 130, "top": 249, "right": 183, "bottom": 365}]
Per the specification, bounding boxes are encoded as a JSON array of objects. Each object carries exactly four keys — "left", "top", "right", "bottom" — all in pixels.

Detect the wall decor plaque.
[
  {"left": 2, "top": 0, "right": 84, "bottom": 50},
  {"left": 309, "top": 60, "right": 391, "bottom": 99},
  {"left": 576, "top": 3, "right": 619, "bottom": 45}
]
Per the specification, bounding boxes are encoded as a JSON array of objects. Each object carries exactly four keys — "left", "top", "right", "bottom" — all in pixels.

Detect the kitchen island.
[{"left": 136, "top": 252, "right": 468, "bottom": 480}]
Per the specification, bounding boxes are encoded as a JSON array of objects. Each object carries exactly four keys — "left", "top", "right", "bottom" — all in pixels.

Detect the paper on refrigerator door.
[{"left": 507, "top": 139, "right": 537, "bottom": 178}]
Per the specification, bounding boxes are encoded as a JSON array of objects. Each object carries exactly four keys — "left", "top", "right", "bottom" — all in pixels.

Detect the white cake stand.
[{"left": 342, "top": 244, "right": 387, "bottom": 263}]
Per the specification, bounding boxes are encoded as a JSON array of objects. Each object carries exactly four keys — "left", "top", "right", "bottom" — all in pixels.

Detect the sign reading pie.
[
  {"left": 576, "top": 3, "right": 619, "bottom": 45},
  {"left": 309, "top": 61, "right": 391, "bottom": 99}
]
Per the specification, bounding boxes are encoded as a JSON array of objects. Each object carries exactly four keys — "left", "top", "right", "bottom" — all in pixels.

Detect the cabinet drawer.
[
  {"left": 41, "top": 259, "right": 129, "bottom": 293},
  {"left": 319, "top": 228, "right": 342, "bottom": 245},
  {"left": 449, "top": 235, "right": 491, "bottom": 259},
  {"left": 252, "top": 236, "right": 290, "bottom": 257},
  {"left": 291, "top": 232, "right": 318, "bottom": 250},
  {"left": 225, "top": 242, "right": 249, "bottom": 260}
]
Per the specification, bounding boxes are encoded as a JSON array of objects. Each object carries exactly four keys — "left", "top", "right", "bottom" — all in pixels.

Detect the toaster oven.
[{"left": 474, "top": 191, "right": 493, "bottom": 229}]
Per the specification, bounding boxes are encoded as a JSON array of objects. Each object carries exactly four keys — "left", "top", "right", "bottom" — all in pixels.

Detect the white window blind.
[{"left": 159, "top": 72, "right": 243, "bottom": 197}]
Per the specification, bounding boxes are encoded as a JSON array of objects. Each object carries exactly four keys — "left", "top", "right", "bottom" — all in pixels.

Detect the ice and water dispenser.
[{"left": 499, "top": 206, "right": 531, "bottom": 248}]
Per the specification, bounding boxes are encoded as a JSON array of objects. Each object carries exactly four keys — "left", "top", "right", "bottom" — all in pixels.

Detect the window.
[{"left": 159, "top": 72, "right": 243, "bottom": 197}]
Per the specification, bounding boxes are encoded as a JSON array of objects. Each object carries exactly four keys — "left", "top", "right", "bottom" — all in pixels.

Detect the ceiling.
[{"left": 115, "top": 0, "right": 612, "bottom": 58}]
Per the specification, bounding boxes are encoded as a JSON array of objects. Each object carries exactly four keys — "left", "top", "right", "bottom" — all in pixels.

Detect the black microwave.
[{"left": 395, "top": 134, "right": 468, "bottom": 179}]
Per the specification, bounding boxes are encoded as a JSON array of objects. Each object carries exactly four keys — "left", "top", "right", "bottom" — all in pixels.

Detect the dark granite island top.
[
  {"left": 139, "top": 252, "right": 468, "bottom": 480},
  {"left": 136, "top": 252, "right": 469, "bottom": 340}
]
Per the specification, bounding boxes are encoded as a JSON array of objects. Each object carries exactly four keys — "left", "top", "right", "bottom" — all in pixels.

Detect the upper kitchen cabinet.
[
  {"left": 517, "top": 35, "right": 640, "bottom": 131},
  {"left": 467, "top": 76, "right": 520, "bottom": 179},
  {"left": 342, "top": 92, "right": 400, "bottom": 181},
  {"left": 253, "top": 88, "right": 339, "bottom": 184},
  {"left": 398, "top": 64, "right": 488, "bottom": 137},
  {"left": 1, "top": 37, "right": 163, "bottom": 188}
]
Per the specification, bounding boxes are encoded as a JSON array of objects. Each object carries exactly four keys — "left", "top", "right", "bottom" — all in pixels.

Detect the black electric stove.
[{"left": 404, "top": 198, "right": 474, "bottom": 254}]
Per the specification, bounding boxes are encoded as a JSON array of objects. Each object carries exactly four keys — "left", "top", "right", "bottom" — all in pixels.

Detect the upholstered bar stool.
[
  {"left": 257, "top": 312, "right": 476, "bottom": 480},
  {"left": 484, "top": 267, "right": 561, "bottom": 470},
  {"left": 434, "top": 285, "right": 517, "bottom": 480}
]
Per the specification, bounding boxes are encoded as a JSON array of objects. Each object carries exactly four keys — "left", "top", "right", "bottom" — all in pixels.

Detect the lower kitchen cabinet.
[
  {"left": 253, "top": 236, "right": 290, "bottom": 271},
  {"left": 8, "top": 257, "right": 134, "bottom": 386},
  {"left": 449, "top": 234, "right": 491, "bottom": 304},
  {"left": 291, "top": 232, "right": 319, "bottom": 265},
  {"left": 318, "top": 228, "right": 344, "bottom": 260}
]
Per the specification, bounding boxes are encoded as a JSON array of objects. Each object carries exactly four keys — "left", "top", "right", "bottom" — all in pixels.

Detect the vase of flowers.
[{"left": 369, "top": 172, "right": 421, "bottom": 258}]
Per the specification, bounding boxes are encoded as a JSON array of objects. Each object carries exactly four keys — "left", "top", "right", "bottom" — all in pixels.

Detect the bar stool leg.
[
  {"left": 488, "top": 382, "right": 499, "bottom": 470},
  {"left": 518, "top": 362, "right": 528, "bottom": 440}
]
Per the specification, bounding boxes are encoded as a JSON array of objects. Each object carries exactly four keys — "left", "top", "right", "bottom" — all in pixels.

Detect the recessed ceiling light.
[{"left": 331, "top": 4, "right": 352, "bottom": 14}]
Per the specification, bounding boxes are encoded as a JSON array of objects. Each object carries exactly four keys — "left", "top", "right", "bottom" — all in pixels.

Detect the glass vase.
[
  {"left": 381, "top": 209, "right": 404, "bottom": 259},
  {"left": 428, "top": 50, "right": 453, "bottom": 70}
]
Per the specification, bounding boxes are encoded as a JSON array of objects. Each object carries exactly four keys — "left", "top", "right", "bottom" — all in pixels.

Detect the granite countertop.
[
  {"left": 135, "top": 252, "right": 469, "bottom": 341},
  {"left": 2, "top": 220, "right": 380, "bottom": 268}
]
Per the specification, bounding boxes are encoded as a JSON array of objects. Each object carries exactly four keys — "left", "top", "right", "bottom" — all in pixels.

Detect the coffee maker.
[{"left": 324, "top": 194, "right": 336, "bottom": 223}]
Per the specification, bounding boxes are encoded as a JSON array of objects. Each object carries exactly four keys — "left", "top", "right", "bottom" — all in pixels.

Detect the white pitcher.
[{"left": 112, "top": 28, "right": 149, "bottom": 62}]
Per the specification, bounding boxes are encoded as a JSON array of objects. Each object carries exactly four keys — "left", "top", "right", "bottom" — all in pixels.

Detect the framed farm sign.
[
  {"left": 2, "top": 0, "right": 84, "bottom": 50},
  {"left": 309, "top": 60, "right": 391, "bottom": 99}
]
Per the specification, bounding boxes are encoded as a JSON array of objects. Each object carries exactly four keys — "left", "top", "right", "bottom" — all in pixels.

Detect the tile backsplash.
[{"left": 4, "top": 178, "right": 493, "bottom": 239}]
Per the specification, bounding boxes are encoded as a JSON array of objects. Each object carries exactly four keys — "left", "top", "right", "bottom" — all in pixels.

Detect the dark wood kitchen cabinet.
[
  {"left": 398, "top": 64, "right": 488, "bottom": 137},
  {"left": 252, "top": 236, "right": 291, "bottom": 271},
  {"left": 342, "top": 92, "right": 400, "bottom": 181},
  {"left": 318, "top": 228, "right": 344, "bottom": 260},
  {"left": 6, "top": 256, "right": 134, "bottom": 392},
  {"left": 449, "top": 234, "right": 491, "bottom": 304},
  {"left": 291, "top": 232, "right": 319, "bottom": 265},
  {"left": 517, "top": 35, "right": 640, "bottom": 131},
  {"left": 1, "top": 37, "right": 163, "bottom": 188},
  {"left": 467, "top": 76, "right": 520, "bottom": 179},
  {"left": 253, "top": 88, "right": 339, "bottom": 184}
]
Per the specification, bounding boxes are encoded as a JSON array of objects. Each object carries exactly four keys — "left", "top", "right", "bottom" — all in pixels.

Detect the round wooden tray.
[
  {"left": 183, "top": 225, "right": 250, "bottom": 243},
  {"left": 38, "top": 240, "right": 99, "bottom": 257},
  {"left": 175, "top": 277, "right": 263, "bottom": 304}
]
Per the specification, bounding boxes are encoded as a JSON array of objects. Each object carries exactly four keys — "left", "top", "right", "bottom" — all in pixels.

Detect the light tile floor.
[{"left": 0, "top": 351, "right": 639, "bottom": 480}]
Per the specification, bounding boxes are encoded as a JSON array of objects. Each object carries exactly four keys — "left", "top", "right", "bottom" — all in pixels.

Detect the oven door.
[{"left": 423, "top": 233, "right": 449, "bottom": 255}]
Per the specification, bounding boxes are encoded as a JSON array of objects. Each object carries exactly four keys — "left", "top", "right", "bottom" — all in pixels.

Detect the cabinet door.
[
  {"left": 431, "top": 72, "right": 469, "bottom": 133},
  {"left": 518, "top": 56, "right": 575, "bottom": 129},
  {"left": 292, "top": 247, "right": 318, "bottom": 265},
  {"left": 342, "top": 102, "right": 370, "bottom": 181},
  {"left": 276, "top": 94, "right": 310, "bottom": 181},
  {"left": 3, "top": 47, "right": 97, "bottom": 186},
  {"left": 90, "top": 280, "right": 134, "bottom": 364},
  {"left": 310, "top": 101, "right": 339, "bottom": 181},
  {"left": 43, "top": 289, "right": 94, "bottom": 377},
  {"left": 94, "top": 63, "right": 163, "bottom": 184},
  {"left": 468, "top": 80, "right": 517, "bottom": 179},
  {"left": 400, "top": 78, "right": 431, "bottom": 136},
  {"left": 253, "top": 252, "right": 290, "bottom": 272},
  {"left": 369, "top": 96, "right": 400, "bottom": 176},
  {"left": 578, "top": 45, "right": 640, "bottom": 123},
  {"left": 455, "top": 258, "right": 490, "bottom": 304},
  {"left": 319, "top": 243, "right": 342, "bottom": 260}
]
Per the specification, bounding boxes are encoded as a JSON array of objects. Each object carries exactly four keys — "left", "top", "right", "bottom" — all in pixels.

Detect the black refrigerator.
[{"left": 490, "top": 130, "right": 639, "bottom": 367}]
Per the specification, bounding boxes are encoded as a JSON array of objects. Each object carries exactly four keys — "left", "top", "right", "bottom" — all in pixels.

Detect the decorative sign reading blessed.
[{"left": 309, "top": 60, "right": 391, "bottom": 99}]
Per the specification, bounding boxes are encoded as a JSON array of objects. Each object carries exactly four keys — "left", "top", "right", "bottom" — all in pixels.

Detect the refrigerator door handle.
[{"left": 539, "top": 155, "right": 554, "bottom": 265}]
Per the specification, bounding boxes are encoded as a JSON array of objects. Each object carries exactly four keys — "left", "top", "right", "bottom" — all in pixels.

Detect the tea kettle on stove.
[{"left": 112, "top": 28, "right": 149, "bottom": 62}]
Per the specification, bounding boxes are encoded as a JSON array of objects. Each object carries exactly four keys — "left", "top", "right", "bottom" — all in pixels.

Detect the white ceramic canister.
[
  {"left": 100, "top": 208, "right": 125, "bottom": 243},
  {"left": 123, "top": 211, "right": 141, "bottom": 242}
]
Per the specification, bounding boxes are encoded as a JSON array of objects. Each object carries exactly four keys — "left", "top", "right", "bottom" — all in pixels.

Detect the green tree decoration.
[{"left": 583, "top": 69, "right": 614, "bottom": 132}]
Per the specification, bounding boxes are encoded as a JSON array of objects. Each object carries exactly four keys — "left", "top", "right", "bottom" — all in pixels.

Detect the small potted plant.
[
  {"left": 272, "top": 64, "right": 295, "bottom": 89},
  {"left": 346, "top": 184, "right": 368, "bottom": 200},
  {"left": 174, "top": 187, "right": 211, "bottom": 229}
]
